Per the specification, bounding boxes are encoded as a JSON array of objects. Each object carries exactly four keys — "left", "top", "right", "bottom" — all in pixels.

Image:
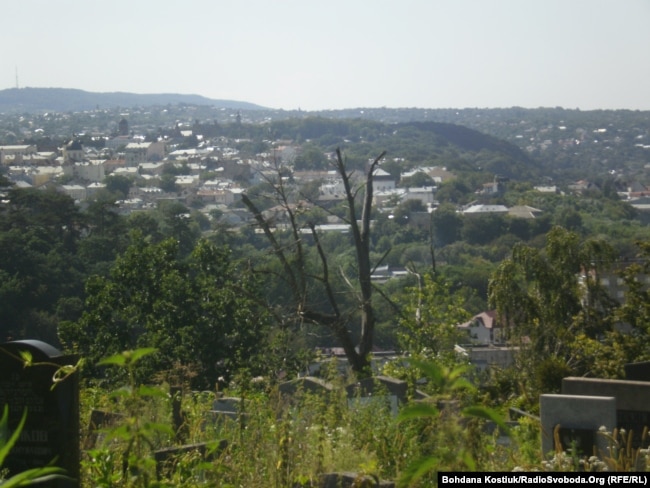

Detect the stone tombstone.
[
  {"left": 84, "top": 409, "right": 124, "bottom": 450},
  {"left": 346, "top": 375, "right": 408, "bottom": 401},
  {"left": 207, "top": 396, "right": 250, "bottom": 428},
  {"left": 211, "top": 396, "right": 241, "bottom": 418},
  {"left": 345, "top": 376, "right": 408, "bottom": 416},
  {"left": 562, "top": 376, "right": 650, "bottom": 447},
  {"left": 278, "top": 376, "right": 335, "bottom": 398},
  {"left": 153, "top": 439, "right": 228, "bottom": 481},
  {"left": 0, "top": 340, "right": 79, "bottom": 487},
  {"left": 540, "top": 394, "right": 616, "bottom": 457},
  {"left": 170, "top": 385, "right": 188, "bottom": 443},
  {"left": 624, "top": 361, "right": 650, "bottom": 382}
]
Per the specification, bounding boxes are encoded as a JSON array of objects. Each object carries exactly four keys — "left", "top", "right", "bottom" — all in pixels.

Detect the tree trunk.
[{"left": 241, "top": 148, "right": 385, "bottom": 376}]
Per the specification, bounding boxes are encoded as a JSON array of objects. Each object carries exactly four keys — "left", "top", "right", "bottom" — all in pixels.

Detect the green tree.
[
  {"left": 614, "top": 241, "right": 650, "bottom": 337},
  {"left": 126, "top": 211, "right": 162, "bottom": 242},
  {"left": 77, "top": 196, "right": 127, "bottom": 273},
  {"left": 435, "top": 179, "right": 472, "bottom": 204},
  {"left": 104, "top": 174, "right": 133, "bottom": 199},
  {"left": 430, "top": 203, "right": 463, "bottom": 246},
  {"left": 293, "top": 143, "right": 328, "bottom": 170},
  {"left": 591, "top": 240, "right": 650, "bottom": 373},
  {"left": 158, "top": 173, "right": 177, "bottom": 193},
  {"left": 0, "top": 188, "right": 85, "bottom": 344},
  {"left": 461, "top": 213, "right": 507, "bottom": 245},
  {"left": 392, "top": 199, "right": 426, "bottom": 225},
  {"left": 157, "top": 200, "right": 201, "bottom": 257},
  {"left": 399, "top": 170, "right": 434, "bottom": 188},
  {"left": 553, "top": 206, "right": 583, "bottom": 232},
  {"left": 487, "top": 226, "right": 617, "bottom": 393},
  {"left": 59, "top": 234, "right": 271, "bottom": 387},
  {"left": 396, "top": 272, "right": 470, "bottom": 363},
  {"left": 0, "top": 173, "right": 12, "bottom": 188}
]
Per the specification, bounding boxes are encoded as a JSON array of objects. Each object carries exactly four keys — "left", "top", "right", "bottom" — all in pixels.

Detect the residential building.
[
  {"left": 403, "top": 186, "right": 436, "bottom": 207},
  {"left": 534, "top": 185, "right": 559, "bottom": 193},
  {"left": 74, "top": 160, "right": 106, "bottom": 182},
  {"left": 124, "top": 141, "right": 166, "bottom": 166},
  {"left": 59, "top": 184, "right": 87, "bottom": 201},
  {"left": 372, "top": 168, "right": 396, "bottom": 193},
  {"left": 105, "top": 135, "right": 142, "bottom": 151},
  {"left": 507, "top": 205, "right": 542, "bottom": 219},
  {"left": 462, "top": 204, "right": 509, "bottom": 215},
  {"left": 457, "top": 311, "right": 503, "bottom": 345},
  {"left": 0, "top": 144, "right": 38, "bottom": 165}
]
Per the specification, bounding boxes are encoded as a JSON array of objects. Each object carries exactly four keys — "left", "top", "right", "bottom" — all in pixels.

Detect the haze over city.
[{"left": 3, "top": 0, "right": 649, "bottom": 111}]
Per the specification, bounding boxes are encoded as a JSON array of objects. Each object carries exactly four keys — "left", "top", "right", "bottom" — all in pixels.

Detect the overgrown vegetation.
[{"left": 67, "top": 351, "right": 648, "bottom": 487}]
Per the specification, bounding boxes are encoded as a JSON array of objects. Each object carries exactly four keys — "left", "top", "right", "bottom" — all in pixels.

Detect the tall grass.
[{"left": 76, "top": 351, "right": 648, "bottom": 487}]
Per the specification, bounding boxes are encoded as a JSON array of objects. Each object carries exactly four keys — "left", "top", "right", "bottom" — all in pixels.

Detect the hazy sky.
[{"left": 2, "top": 0, "right": 649, "bottom": 111}]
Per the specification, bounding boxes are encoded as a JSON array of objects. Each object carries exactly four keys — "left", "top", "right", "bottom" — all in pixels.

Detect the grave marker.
[
  {"left": 278, "top": 376, "right": 335, "bottom": 397},
  {"left": 540, "top": 394, "right": 616, "bottom": 457},
  {"left": 624, "top": 361, "right": 650, "bottom": 382},
  {"left": 84, "top": 409, "right": 124, "bottom": 450},
  {"left": 0, "top": 340, "right": 79, "bottom": 487},
  {"left": 562, "top": 376, "right": 650, "bottom": 447},
  {"left": 153, "top": 440, "right": 227, "bottom": 481},
  {"left": 345, "top": 376, "right": 408, "bottom": 416}
]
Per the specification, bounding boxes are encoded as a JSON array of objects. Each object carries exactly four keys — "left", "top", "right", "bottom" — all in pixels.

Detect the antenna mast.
[{"left": 15, "top": 66, "right": 19, "bottom": 89}]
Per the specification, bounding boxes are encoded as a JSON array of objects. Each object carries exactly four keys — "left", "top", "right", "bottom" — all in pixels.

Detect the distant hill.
[{"left": 0, "top": 87, "right": 267, "bottom": 113}]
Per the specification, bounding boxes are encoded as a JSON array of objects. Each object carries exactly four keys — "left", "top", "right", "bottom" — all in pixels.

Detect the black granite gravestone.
[
  {"left": 0, "top": 340, "right": 79, "bottom": 487},
  {"left": 624, "top": 361, "right": 650, "bottom": 382}
]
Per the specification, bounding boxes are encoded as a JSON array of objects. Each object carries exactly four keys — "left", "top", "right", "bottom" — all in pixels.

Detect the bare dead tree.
[{"left": 241, "top": 148, "right": 386, "bottom": 375}]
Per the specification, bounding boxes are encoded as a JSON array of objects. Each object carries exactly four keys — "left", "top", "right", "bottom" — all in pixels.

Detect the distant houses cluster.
[{"left": 0, "top": 133, "right": 502, "bottom": 226}]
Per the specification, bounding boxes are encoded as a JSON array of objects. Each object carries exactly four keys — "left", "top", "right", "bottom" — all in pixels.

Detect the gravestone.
[
  {"left": 211, "top": 396, "right": 242, "bottom": 420},
  {"left": 624, "top": 361, "right": 650, "bottom": 382},
  {"left": 170, "top": 385, "right": 188, "bottom": 442},
  {"left": 540, "top": 394, "right": 616, "bottom": 457},
  {"left": 84, "top": 409, "right": 124, "bottom": 450},
  {"left": 562, "top": 376, "right": 650, "bottom": 447},
  {"left": 153, "top": 439, "right": 227, "bottom": 481},
  {"left": 482, "top": 420, "right": 520, "bottom": 447},
  {"left": 346, "top": 376, "right": 408, "bottom": 416},
  {"left": 0, "top": 340, "right": 79, "bottom": 487},
  {"left": 206, "top": 396, "right": 250, "bottom": 429},
  {"left": 278, "top": 376, "right": 335, "bottom": 397}
]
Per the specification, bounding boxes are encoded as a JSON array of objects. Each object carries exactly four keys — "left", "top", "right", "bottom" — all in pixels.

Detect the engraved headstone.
[
  {"left": 562, "top": 376, "right": 650, "bottom": 447},
  {"left": 346, "top": 376, "right": 408, "bottom": 416},
  {"left": 0, "top": 340, "right": 79, "bottom": 487},
  {"left": 540, "top": 394, "right": 616, "bottom": 457}
]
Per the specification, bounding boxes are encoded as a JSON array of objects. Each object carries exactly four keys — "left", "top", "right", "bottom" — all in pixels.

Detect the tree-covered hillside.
[
  {"left": 0, "top": 107, "right": 649, "bottom": 395},
  {"left": 0, "top": 87, "right": 266, "bottom": 113}
]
